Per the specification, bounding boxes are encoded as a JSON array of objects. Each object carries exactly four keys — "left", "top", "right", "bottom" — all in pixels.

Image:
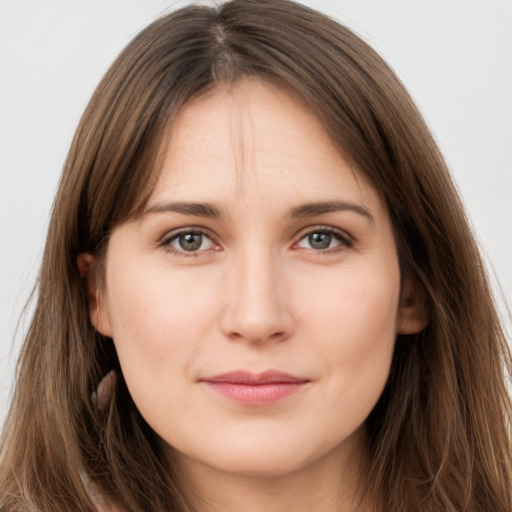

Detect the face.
[{"left": 89, "top": 80, "right": 424, "bottom": 481}]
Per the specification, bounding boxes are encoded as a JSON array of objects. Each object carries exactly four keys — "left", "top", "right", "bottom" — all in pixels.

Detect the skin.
[{"left": 83, "top": 79, "right": 425, "bottom": 512}]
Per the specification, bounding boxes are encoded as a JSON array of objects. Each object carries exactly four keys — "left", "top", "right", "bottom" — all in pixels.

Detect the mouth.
[{"left": 199, "top": 370, "right": 311, "bottom": 405}]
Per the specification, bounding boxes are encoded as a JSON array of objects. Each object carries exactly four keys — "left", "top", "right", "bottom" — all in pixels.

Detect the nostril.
[
  {"left": 226, "top": 327, "right": 291, "bottom": 345},
  {"left": 270, "top": 331, "right": 287, "bottom": 341}
]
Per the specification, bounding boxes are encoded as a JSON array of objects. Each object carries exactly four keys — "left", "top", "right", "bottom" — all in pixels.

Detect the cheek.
[
  {"left": 301, "top": 259, "right": 399, "bottom": 340},
  {"left": 102, "top": 260, "right": 219, "bottom": 402},
  {"left": 292, "top": 263, "right": 399, "bottom": 444},
  {"left": 299, "top": 259, "right": 400, "bottom": 387}
]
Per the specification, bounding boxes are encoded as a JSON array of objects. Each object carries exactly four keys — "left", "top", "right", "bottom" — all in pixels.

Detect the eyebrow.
[
  {"left": 143, "top": 199, "right": 374, "bottom": 224},
  {"left": 143, "top": 202, "right": 223, "bottom": 218},
  {"left": 290, "top": 201, "right": 375, "bottom": 224}
]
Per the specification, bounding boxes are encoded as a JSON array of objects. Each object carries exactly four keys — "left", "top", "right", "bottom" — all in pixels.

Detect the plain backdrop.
[{"left": 1, "top": 0, "right": 511, "bottom": 425}]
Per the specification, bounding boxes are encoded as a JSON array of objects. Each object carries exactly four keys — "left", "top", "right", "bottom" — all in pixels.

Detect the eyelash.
[
  {"left": 294, "top": 227, "right": 354, "bottom": 254},
  {"left": 160, "top": 226, "right": 354, "bottom": 257},
  {"left": 160, "top": 228, "right": 219, "bottom": 257}
]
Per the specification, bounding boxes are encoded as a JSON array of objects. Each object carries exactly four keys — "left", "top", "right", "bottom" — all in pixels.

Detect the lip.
[{"left": 199, "top": 370, "right": 310, "bottom": 405}]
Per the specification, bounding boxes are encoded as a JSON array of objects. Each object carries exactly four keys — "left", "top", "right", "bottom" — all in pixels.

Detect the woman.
[{"left": 1, "top": 0, "right": 510, "bottom": 510}]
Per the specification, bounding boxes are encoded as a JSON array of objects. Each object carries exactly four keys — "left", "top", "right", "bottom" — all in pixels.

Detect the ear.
[
  {"left": 77, "top": 253, "right": 113, "bottom": 337},
  {"left": 396, "top": 277, "right": 428, "bottom": 335}
]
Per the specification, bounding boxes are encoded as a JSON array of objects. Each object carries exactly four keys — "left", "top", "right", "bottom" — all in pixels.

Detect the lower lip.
[{"left": 202, "top": 382, "right": 307, "bottom": 405}]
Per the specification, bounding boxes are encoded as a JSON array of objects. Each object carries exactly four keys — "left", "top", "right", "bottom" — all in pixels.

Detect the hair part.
[{"left": 1, "top": 1, "right": 511, "bottom": 510}]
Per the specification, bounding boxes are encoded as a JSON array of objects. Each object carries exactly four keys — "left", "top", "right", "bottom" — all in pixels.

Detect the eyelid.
[
  {"left": 293, "top": 225, "right": 355, "bottom": 251},
  {"left": 158, "top": 224, "right": 354, "bottom": 256},
  {"left": 159, "top": 226, "right": 220, "bottom": 255},
  {"left": 158, "top": 225, "right": 212, "bottom": 244}
]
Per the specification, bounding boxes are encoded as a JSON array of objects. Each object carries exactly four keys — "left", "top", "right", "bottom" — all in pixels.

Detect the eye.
[
  {"left": 295, "top": 228, "right": 353, "bottom": 252},
  {"left": 162, "top": 230, "right": 217, "bottom": 255}
]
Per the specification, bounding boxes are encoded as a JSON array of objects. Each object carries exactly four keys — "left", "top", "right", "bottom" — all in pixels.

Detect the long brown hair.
[{"left": 1, "top": 1, "right": 510, "bottom": 510}]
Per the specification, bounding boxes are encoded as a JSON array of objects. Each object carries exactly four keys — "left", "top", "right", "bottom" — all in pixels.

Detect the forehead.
[{"left": 148, "top": 79, "right": 381, "bottom": 214}]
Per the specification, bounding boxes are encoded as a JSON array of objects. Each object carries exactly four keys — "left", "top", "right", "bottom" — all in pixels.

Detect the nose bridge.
[{"left": 221, "top": 242, "right": 292, "bottom": 343}]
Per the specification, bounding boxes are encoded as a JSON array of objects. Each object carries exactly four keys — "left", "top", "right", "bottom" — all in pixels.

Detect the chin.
[
  {"left": 213, "top": 449, "right": 310, "bottom": 478},
  {"left": 164, "top": 429, "right": 353, "bottom": 480}
]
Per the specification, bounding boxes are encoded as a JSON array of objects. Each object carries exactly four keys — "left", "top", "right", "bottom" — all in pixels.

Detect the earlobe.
[
  {"left": 397, "top": 277, "right": 429, "bottom": 335},
  {"left": 77, "top": 253, "right": 113, "bottom": 337}
]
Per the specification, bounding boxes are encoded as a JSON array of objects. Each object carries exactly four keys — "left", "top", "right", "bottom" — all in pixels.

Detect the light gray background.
[{"left": 1, "top": 0, "right": 511, "bottom": 425}]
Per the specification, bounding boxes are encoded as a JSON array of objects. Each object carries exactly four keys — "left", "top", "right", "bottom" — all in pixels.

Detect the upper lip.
[{"left": 199, "top": 370, "right": 310, "bottom": 385}]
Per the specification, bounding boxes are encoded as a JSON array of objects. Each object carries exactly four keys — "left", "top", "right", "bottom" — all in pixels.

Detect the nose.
[{"left": 220, "top": 248, "right": 294, "bottom": 344}]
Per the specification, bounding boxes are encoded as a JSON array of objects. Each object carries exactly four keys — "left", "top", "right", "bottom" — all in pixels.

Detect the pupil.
[
  {"left": 309, "top": 232, "right": 331, "bottom": 249},
  {"left": 179, "top": 233, "right": 202, "bottom": 251}
]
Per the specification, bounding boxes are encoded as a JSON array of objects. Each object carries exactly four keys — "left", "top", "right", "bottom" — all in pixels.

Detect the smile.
[{"left": 199, "top": 370, "right": 311, "bottom": 405}]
